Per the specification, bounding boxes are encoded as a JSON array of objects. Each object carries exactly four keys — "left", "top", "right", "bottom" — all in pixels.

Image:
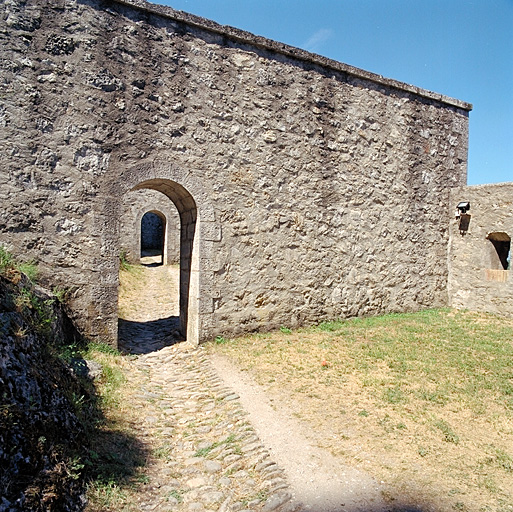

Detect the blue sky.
[{"left": 155, "top": 0, "right": 513, "bottom": 185}]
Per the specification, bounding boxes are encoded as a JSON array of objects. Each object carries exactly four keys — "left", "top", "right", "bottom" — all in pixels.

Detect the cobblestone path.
[
  {"left": 117, "top": 264, "right": 388, "bottom": 512},
  {"left": 129, "top": 343, "right": 298, "bottom": 512}
]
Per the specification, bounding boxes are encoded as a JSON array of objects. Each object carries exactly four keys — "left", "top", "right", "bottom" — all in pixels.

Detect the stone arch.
[
  {"left": 108, "top": 163, "right": 221, "bottom": 347},
  {"left": 120, "top": 189, "right": 180, "bottom": 266},
  {"left": 133, "top": 178, "right": 198, "bottom": 343},
  {"left": 140, "top": 210, "right": 166, "bottom": 265},
  {"left": 486, "top": 232, "right": 511, "bottom": 270}
]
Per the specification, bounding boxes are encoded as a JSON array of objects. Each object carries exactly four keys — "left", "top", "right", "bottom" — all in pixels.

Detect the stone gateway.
[{"left": 0, "top": 0, "right": 473, "bottom": 345}]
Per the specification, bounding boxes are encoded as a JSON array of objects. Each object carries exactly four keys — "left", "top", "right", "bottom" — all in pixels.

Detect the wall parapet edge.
[{"left": 114, "top": 0, "right": 472, "bottom": 112}]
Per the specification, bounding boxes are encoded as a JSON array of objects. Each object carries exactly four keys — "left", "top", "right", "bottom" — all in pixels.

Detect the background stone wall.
[
  {"left": 0, "top": 0, "right": 471, "bottom": 344},
  {"left": 449, "top": 184, "right": 513, "bottom": 317}
]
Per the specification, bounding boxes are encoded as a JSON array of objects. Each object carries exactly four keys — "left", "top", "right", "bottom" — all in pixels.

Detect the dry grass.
[
  {"left": 118, "top": 263, "right": 179, "bottom": 321},
  {"left": 209, "top": 309, "right": 513, "bottom": 512},
  {"left": 83, "top": 346, "right": 151, "bottom": 512},
  {"left": 118, "top": 265, "right": 145, "bottom": 319}
]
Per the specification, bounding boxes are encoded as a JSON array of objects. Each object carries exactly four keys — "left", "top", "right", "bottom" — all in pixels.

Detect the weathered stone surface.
[
  {"left": 0, "top": 272, "right": 88, "bottom": 510},
  {"left": 449, "top": 183, "right": 513, "bottom": 317},
  {"left": 262, "top": 492, "right": 293, "bottom": 512},
  {"left": 0, "top": 0, "right": 471, "bottom": 345},
  {"left": 204, "top": 460, "right": 222, "bottom": 473}
]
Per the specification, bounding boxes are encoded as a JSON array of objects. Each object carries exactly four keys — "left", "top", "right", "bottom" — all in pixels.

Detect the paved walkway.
[
  {"left": 117, "top": 264, "right": 394, "bottom": 512},
  {"left": 129, "top": 343, "right": 298, "bottom": 512}
]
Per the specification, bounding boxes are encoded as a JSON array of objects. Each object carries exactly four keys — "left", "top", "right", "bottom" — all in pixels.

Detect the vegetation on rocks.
[
  {"left": 0, "top": 247, "right": 143, "bottom": 511},
  {"left": 0, "top": 247, "right": 89, "bottom": 510}
]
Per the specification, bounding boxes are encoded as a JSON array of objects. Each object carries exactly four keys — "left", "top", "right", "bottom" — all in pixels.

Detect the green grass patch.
[
  {"left": 318, "top": 309, "right": 513, "bottom": 412},
  {"left": 209, "top": 309, "right": 513, "bottom": 510},
  {"left": 433, "top": 418, "right": 460, "bottom": 444},
  {"left": 0, "top": 245, "right": 38, "bottom": 282},
  {"left": 119, "top": 249, "right": 143, "bottom": 275},
  {"left": 16, "top": 260, "right": 38, "bottom": 282},
  {"left": 0, "top": 245, "right": 14, "bottom": 271},
  {"left": 86, "top": 477, "right": 130, "bottom": 511},
  {"left": 167, "top": 489, "right": 187, "bottom": 503},
  {"left": 193, "top": 433, "right": 239, "bottom": 458},
  {"left": 153, "top": 444, "right": 173, "bottom": 461}
]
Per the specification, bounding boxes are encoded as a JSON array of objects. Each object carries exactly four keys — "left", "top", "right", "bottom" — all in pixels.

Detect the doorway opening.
[
  {"left": 486, "top": 232, "right": 511, "bottom": 270},
  {"left": 140, "top": 210, "right": 166, "bottom": 266},
  {"left": 118, "top": 179, "right": 199, "bottom": 353}
]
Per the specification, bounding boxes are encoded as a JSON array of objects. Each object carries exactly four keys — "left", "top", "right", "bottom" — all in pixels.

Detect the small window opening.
[{"left": 486, "top": 232, "right": 511, "bottom": 270}]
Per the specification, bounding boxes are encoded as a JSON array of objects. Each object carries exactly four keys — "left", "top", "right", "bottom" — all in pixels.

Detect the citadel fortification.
[
  {"left": 0, "top": 0, "right": 478, "bottom": 345},
  {"left": 449, "top": 183, "right": 512, "bottom": 318}
]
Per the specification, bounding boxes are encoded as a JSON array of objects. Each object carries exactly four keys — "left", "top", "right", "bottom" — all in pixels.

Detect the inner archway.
[
  {"left": 117, "top": 178, "right": 199, "bottom": 353},
  {"left": 140, "top": 210, "right": 166, "bottom": 266}
]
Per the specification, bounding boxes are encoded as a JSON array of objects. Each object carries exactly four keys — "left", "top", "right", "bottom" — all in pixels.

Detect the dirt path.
[
  {"left": 210, "top": 354, "right": 390, "bottom": 512},
  {"left": 118, "top": 260, "right": 182, "bottom": 354},
  {"left": 116, "top": 265, "right": 418, "bottom": 511}
]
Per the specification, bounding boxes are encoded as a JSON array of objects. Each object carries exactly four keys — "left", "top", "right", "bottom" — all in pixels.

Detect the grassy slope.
[{"left": 210, "top": 309, "right": 513, "bottom": 512}]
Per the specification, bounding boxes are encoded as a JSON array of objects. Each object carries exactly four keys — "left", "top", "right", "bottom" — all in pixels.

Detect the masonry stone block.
[{"left": 201, "top": 223, "right": 222, "bottom": 242}]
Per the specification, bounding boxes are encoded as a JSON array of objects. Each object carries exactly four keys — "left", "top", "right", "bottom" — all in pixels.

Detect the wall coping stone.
[
  {"left": 114, "top": 0, "right": 472, "bottom": 112},
  {"left": 458, "top": 182, "right": 513, "bottom": 190}
]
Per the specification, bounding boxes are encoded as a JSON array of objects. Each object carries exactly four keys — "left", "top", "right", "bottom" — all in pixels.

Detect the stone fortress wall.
[
  {"left": 1, "top": 0, "right": 473, "bottom": 345},
  {"left": 449, "top": 183, "right": 513, "bottom": 318}
]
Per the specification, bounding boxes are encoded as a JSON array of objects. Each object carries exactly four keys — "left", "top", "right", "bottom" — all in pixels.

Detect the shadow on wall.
[{"left": 118, "top": 316, "right": 184, "bottom": 355}]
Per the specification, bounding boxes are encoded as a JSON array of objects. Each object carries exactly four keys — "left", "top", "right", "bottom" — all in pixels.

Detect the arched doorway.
[
  {"left": 110, "top": 164, "right": 221, "bottom": 349},
  {"left": 118, "top": 178, "right": 200, "bottom": 351},
  {"left": 140, "top": 210, "right": 166, "bottom": 266},
  {"left": 132, "top": 179, "right": 198, "bottom": 345},
  {"left": 486, "top": 232, "right": 511, "bottom": 270}
]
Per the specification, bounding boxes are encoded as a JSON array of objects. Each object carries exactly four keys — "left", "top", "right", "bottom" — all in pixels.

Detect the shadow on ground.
[
  {"left": 141, "top": 261, "right": 163, "bottom": 268},
  {"left": 118, "top": 316, "right": 183, "bottom": 354},
  {"left": 298, "top": 505, "right": 430, "bottom": 512},
  {"left": 86, "top": 423, "right": 149, "bottom": 501}
]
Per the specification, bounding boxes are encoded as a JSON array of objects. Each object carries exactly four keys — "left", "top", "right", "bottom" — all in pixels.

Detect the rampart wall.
[
  {"left": 449, "top": 183, "right": 513, "bottom": 317},
  {"left": 0, "top": 0, "right": 471, "bottom": 345}
]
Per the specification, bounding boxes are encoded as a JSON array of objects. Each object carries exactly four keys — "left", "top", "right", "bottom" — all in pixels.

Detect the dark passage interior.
[
  {"left": 487, "top": 232, "right": 511, "bottom": 270},
  {"left": 140, "top": 210, "right": 166, "bottom": 266}
]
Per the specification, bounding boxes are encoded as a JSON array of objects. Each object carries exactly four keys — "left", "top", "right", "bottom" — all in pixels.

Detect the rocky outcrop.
[{"left": 0, "top": 271, "right": 88, "bottom": 511}]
